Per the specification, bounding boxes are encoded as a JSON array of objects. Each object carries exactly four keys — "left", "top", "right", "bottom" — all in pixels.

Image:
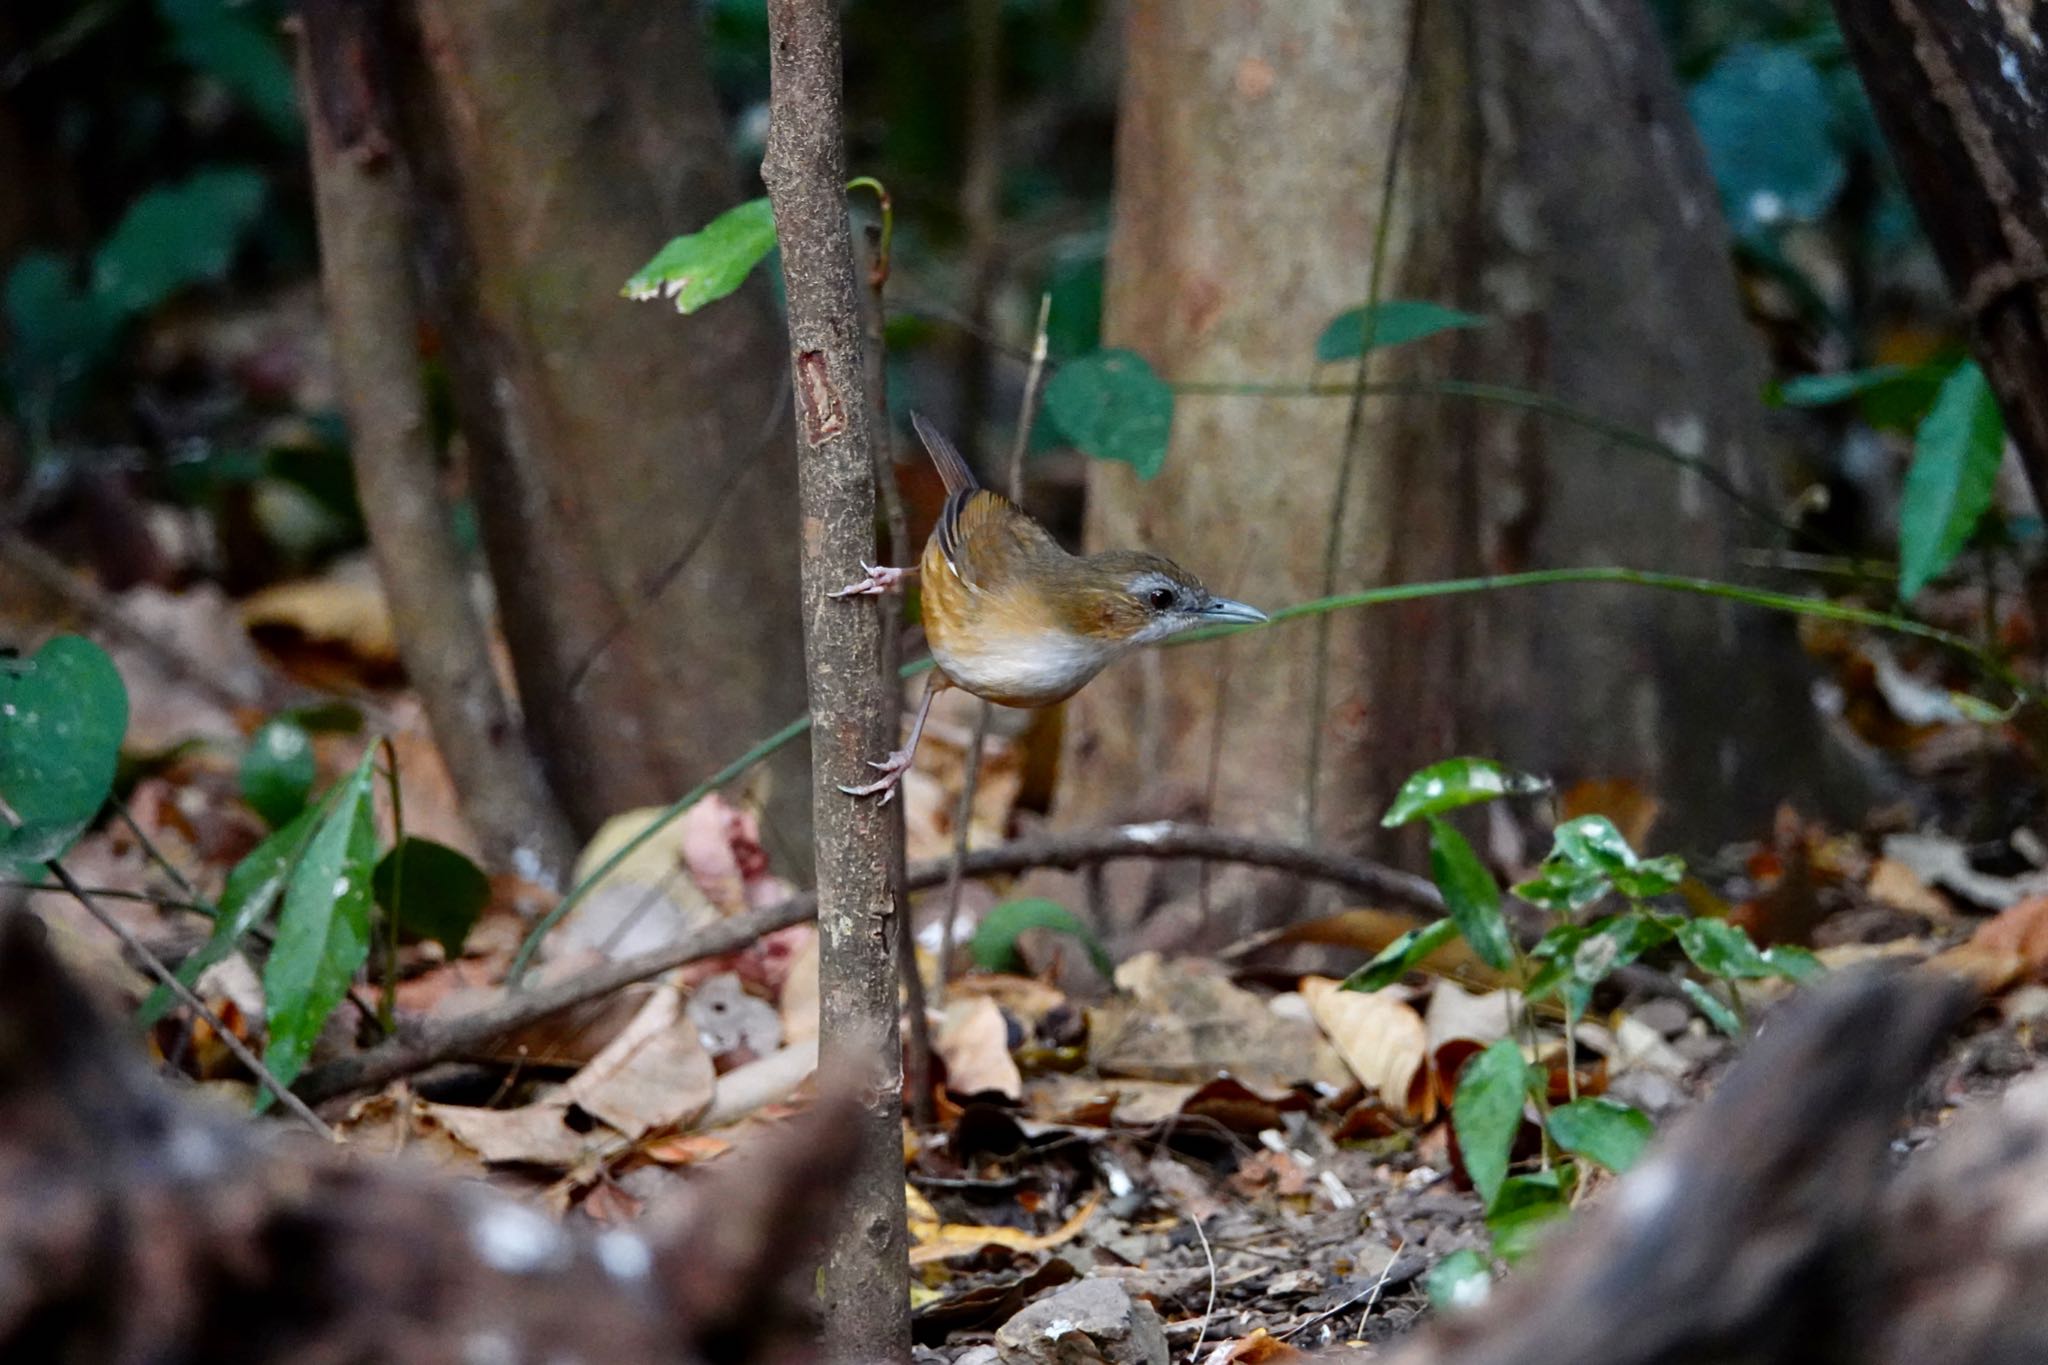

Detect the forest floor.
[{"left": 8, "top": 542, "right": 2048, "bottom": 1360}]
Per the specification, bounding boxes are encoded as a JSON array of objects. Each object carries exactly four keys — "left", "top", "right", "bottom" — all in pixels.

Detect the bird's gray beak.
[{"left": 1200, "top": 597, "right": 1269, "bottom": 625}]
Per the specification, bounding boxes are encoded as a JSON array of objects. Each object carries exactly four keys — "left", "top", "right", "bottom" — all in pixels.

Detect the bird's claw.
[
  {"left": 828, "top": 562, "right": 906, "bottom": 598},
  {"left": 838, "top": 747, "right": 914, "bottom": 804}
]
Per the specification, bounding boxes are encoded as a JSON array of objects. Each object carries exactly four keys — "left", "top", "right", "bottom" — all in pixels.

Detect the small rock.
[
  {"left": 996, "top": 1278, "right": 1169, "bottom": 1365},
  {"left": 1629, "top": 997, "right": 1693, "bottom": 1038}
]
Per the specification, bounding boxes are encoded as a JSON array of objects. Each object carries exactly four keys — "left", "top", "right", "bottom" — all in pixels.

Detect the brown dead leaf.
[
  {"left": 239, "top": 559, "right": 400, "bottom": 681},
  {"left": 1424, "top": 982, "right": 1523, "bottom": 1049},
  {"left": 339, "top": 1086, "right": 488, "bottom": 1175},
  {"left": 1090, "top": 953, "right": 1350, "bottom": 1092},
  {"left": 1869, "top": 857, "right": 1959, "bottom": 921},
  {"left": 1300, "top": 976, "right": 1431, "bottom": 1120},
  {"left": 423, "top": 1100, "right": 599, "bottom": 1168},
  {"left": 1968, "top": 894, "right": 2048, "bottom": 970},
  {"left": 935, "top": 995, "right": 1024, "bottom": 1099},
  {"left": 907, "top": 1189, "right": 1102, "bottom": 1266},
  {"left": 564, "top": 982, "right": 716, "bottom": 1138},
  {"left": 1209, "top": 1329, "right": 1307, "bottom": 1365},
  {"left": 638, "top": 1132, "right": 734, "bottom": 1166}
]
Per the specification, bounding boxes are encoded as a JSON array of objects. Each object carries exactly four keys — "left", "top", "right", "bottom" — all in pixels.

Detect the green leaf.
[
  {"left": 260, "top": 753, "right": 378, "bottom": 1099},
  {"left": 1341, "top": 917, "right": 1463, "bottom": 993},
  {"left": 1485, "top": 1170, "right": 1573, "bottom": 1263},
  {"left": 1687, "top": 44, "right": 1847, "bottom": 239},
  {"left": 1044, "top": 233, "right": 1107, "bottom": 361},
  {"left": 1773, "top": 365, "right": 1916, "bottom": 408},
  {"left": 4, "top": 253, "right": 124, "bottom": 421},
  {"left": 1761, "top": 943, "right": 1824, "bottom": 982},
  {"left": 1530, "top": 913, "right": 1675, "bottom": 1019},
  {"left": 1676, "top": 917, "right": 1780, "bottom": 980},
  {"left": 622, "top": 198, "right": 778, "bottom": 314},
  {"left": 1613, "top": 854, "right": 1685, "bottom": 900},
  {"left": 1428, "top": 817, "right": 1512, "bottom": 972},
  {"left": 1423, "top": 1249, "right": 1494, "bottom": 1313},
  {"left": 1551, "top": 815, "right": 1637, "bottom": 874},
  {"left": 0, "top": 636, "right": 128, "bottom": 872},
  {"left": 1043, "top": 348, "right": 1174, "bottom": 479},
  {"left": 1383, "top": 758, "right": 1548, "bottom": 827},
  {"left": 1950, "top": 690, "right": 2022, "bottom": 725},
  {"left": 240, "top": 717, "right": 315, "bottom": 829},
  {"left": 374, "top": 837, "right": 491, "bottom": 958},
  {"left": 1512, "top": 861, "right": 1611, "bottom": 914},
  {"left": 1898, "top": 361, "right": 2005, "bottom": 599},
  {"left": 137, "top": 804, "right": 321, "bottom": 1027},
  {"left": 970, "top": 898, "right": 1114, "bottom": 978},
  {"left": 1315, "top": 300, "right": 1488, "bottom": 363},
  {"left": 156, "top": 0, "right": 302, "bottom": 139},
  {"left": 92, "top": 169, "right": 269, "bottom": 316},
  {"left": 1453, "top": 1038, "right": 1532, "bottom": 1210},
  {"left": 1681, "top": 977, "right": 1743, "bottom": 1037},
  {"left": 1547, "top": 1097, "right": 1653, "bottom": 1173}
]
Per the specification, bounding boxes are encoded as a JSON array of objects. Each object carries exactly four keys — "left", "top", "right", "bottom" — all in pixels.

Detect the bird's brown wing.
[{"left": 931, "top": 490, "right": 1064, "bottom": 590}]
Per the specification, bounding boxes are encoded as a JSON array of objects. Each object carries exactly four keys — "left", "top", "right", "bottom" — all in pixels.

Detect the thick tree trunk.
[
  {"left": 1058, "top": 0, "right": 1833, "bottom": 895},
  {"left": 1832, "top": 0, "right": 2048, "bottom": 515},
  {"left": 390, "top": 0, "right": 809, "bottom": 844}
]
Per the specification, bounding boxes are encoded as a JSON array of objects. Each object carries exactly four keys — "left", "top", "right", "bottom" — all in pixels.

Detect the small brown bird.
[{"left": 830, "top": 413, "right": 1267, "bottom": 801}]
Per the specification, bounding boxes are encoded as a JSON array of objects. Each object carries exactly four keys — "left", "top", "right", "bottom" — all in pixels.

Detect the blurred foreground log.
[
  {"left": 0, "top": 911, "right": 844, "bottom": 1364},
  {"left": 1393, "top": 965, "right": 2028, "bottom": 1365}
]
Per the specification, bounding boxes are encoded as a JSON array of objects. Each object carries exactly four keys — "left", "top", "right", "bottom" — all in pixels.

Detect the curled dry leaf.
[
  {"left": 1424, "top": 982, "right": 1524, "bottom": 1049},
  {"left": 934, "top": 995, "right": 1024, "bottom": 1100},
  {"left": 1301, "top": 976, "right": 1431, "bottom": 1119},
  {"left": 907, "top": 1188, "right": 1102, "bottom": 1266},
  {"left": 565, "top": 981, "right": 716, "bottom": 1138}
]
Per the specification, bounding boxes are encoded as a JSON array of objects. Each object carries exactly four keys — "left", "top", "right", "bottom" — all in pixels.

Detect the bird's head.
[{"left": 1052, "top": 550, "right": 1269, "bottom": 648}]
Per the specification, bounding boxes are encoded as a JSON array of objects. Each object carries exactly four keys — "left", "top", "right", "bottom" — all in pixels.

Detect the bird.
[{"left": 829, "top": 412, "right": 1268, "bottom": 802}]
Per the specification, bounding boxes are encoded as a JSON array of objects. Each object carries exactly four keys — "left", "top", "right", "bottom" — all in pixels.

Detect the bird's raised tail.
[{"left": 912, "top": 412, "right": 979, "bottom": 495}]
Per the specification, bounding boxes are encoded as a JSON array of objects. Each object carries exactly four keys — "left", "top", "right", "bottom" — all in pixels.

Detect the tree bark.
[
  {"left": 760, "top": 2, "right": 910, "bottom": 1359},
  {"left": 1059, "top": 0, "right": 1833, "bottom": 885},
  {"left": 297, "top": 2, "right": 578, "bottom": 887},
  {"left": 388, "top": 0, "right": 810, "bottom": 844},
  {"left": 1832, "top": 0, "right": 2048, "bottom": 514}
]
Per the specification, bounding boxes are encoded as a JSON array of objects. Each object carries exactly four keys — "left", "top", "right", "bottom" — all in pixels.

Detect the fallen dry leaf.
[
  {"left": 1090, "top": 953, "right": 1349, "bottom": 1092},
  {"left": 1868, "top": 857, "right": 1958, "bottom": 921},
  {"left": 907, "top": 1189, "right": 1102, "bottom": 1266},
  {"left": 423, "top": 1099, "right": 600, "bottom": 1168},
  {"left": 934, "top": 995, "right": 1024, "bottom": 1099},
  {"left": 1424, "top": 982, "right": 1523, "bottom": 1049},
  {"left": 1300, "top": 976, "right": 1431, "bottom": 1119},
  {"left": 564, "top": 981, "right": 716, "bottom": 1138},
  {"left": 1968, "top": 894, "right": 2048, "bottom": 975}
]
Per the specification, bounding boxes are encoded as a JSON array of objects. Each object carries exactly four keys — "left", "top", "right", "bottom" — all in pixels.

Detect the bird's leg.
[
  {"left": 839, "top": 674, "right": 941, "bottom": 805},
  {"left": 828, "top": 561, "right": 911, "bottom": 598}
]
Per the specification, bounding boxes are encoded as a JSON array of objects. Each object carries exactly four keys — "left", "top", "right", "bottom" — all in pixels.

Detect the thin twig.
[
  {"left": 1186, "top": 1205, "right": 1220, "bottom": 1365},
  {"left": 936, "top": 293, "right": 1051, "bottom": 1005},
  {"left": 43, "top": 857, "right": 336, "bottom": 1140},
  {"left": 295, "top": 820, "right": 1443, "bottom": 1103}
]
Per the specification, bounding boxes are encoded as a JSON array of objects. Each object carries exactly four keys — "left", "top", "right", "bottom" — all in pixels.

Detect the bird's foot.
[
  {"left": 828, "top": 562, "right": 906, "bottom": 598},
  {"left": 837, "top": 746, "right": 915, "bottom": 805}
]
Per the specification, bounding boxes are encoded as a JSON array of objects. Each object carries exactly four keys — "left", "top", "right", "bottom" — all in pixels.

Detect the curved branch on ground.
[{"left": 293, "top": 822, "right": 1443, "bottom": 1103}]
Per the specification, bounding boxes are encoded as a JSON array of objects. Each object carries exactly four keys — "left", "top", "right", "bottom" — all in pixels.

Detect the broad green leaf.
[
  {"left": 1045, "top": 233, "right": 1107, "bottom": 360},
  {"left": 1341, "top": 917, "right": 1463, "bottom": 993},
  {"left": 240, "top": 717, "right": 315, "bottom": 829},
  {"left": 3, "top": 253, "right": 124, "bottom": 420},
  {"left": 374, "top": 837, "right": 491, "bottom": 958},
  {"left": 970, "top": 898, "right": 1114, "bottom": 978},
  {"left": 1453, "top": 1038, "right": 1532, "bottom": 1210},
  {"left": 1687, "top": 44, "right": 1846, "bottom": 239},
  {"left": 622, "top": 198, "right": 778, "bottom": 314},
  {"left": 1511, "top": 861, "right": 1610, "bottom": 914},
  {"left": 1773, "top": 365, "right": 1915, "bottom": 408},
  {"left": 157, "top": 0, "right": 302, "bottom": 138},
  {"left": 1315, "top": 300, "right": 1488, "bottom": 363},
  {"left": 138, "top": 804, "right": 321, "bottom": 1027},
  {"left": 261, "top": 753, "right": 378, "bottom": 1099},
  {"left": 1761, "top": 943, "right": 1824, "bottom": 982},
  {"left": 1547, "top": 1097, "right": 1654, "bottom": 1173},
  {"left": 1486, "top": 1170, "right": 1572, "bottom": 1263},
  {"left": 1530, "top": 913, "right": 1674, "bottom": 1019},
  {"left": 1898, "top": 361, "right": 2005, "bottom": 599},
  {"left": 1383, "top": 758, "right": 1548, "bottom": 827},
  {"left": 1551, "top": 816, "right": 1637, "bottom": 874},
  {"left": 92, "top": 169, "right": 268, "bottom": 316},
  {"left": 1681, "top": 977, "right": 1743, "bottom": 1037},
  {"left": 1612, "top": 855, "right": 1685, "bottom": 900},
  {"left": 1676, "top": 917, "right": 1784, "bottom": 981},
  {"left": 1423, "top": 1249, "right": 1494, "bottom": 1313},
  {"left": 1428, "top": 817, "right": 1512, "bottom": 972},
  {"left": 1043, "top": 348, "right": 1174, "bottom": 479},
  {"left": 0, "top": 637, "right": 128, "bottom": 871}
]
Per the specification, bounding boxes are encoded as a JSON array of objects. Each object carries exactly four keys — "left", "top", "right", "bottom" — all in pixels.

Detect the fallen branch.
[{"left": 294, "top": 821, "right": 1441, "bottom": 1102}]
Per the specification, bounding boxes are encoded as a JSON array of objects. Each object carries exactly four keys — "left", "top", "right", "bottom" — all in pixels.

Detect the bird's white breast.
[{"left": 931, "top": 630, "right": 1121, "bottom": 707}]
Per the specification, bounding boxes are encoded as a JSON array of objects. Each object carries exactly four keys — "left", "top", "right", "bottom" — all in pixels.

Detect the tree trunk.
[
  {"left": 1831, "top": 0, "right": 2048, "bottom": 516},
  {"left": 1058, "top": 0, "right": 1834, "bottom": 900},
  {"left": 389, "top": 0, "right": 810, "bottom": 845}
]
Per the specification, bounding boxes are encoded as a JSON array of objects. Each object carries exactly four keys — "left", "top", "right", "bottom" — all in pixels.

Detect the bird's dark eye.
[{"left": 1147, "top": 587, "right": 1176, "bottom": 611}]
